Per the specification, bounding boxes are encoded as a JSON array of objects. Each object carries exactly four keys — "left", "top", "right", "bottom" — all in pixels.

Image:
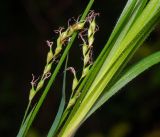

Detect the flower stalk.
[{"left": 58, "top": 1, "right": 160, "bottom": 136}]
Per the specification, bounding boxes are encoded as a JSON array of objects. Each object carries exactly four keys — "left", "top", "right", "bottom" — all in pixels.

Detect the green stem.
[
  {"left": 20, "top": 101, "right": 31, "bottom": 128},
  {"left": 21, "top": 0, "right": 94, "bottom": 136},
  {"left": 58, "top": 0, "right": 160, "bottom": 136}
]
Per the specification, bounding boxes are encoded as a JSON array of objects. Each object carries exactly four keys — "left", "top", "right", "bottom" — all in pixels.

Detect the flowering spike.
[
  {"left": 67, "top": 92, "right": 81, "bottom": 110},
  {"left": 82, "top": 65, "right": 91, "bottom": 78},
  {"left": 67, "top": 98, "right": 76, "bottom": 109},
  {"left": 46, "top": 41, "right": 54, "bottom": 64},
  {"left": 84, "top": 51, "right": 90, "bottom": 66},
  {"left": 36, "top": 80, "right": 44, "bottom": 91},
  {"left": 82, "top": 43, "right": 88, "bottom": 57},
  {"left": 29, "top": 87, "right": 36, "bottom": 101},
  {"left": 72, "top": 21, "right": 85, "bottom": 31},
  {"left": 29, "top": 74, "right": 38, "bottom": 101},
  {"left": 72, "top": 76, "right": 78, "bottom": 92},
  {"left": 43, "top": 63, "right": 52, "bottom": 75},
  {"left": 88, "top": 19, "right": 96, "bottom": 47},
  {"left": 47, "top": 50, "right": 54, "bottom": 64},
  {"left": 44, "top": 72, "right": 51, "bottom": 80},
  {"left": 66, "top": 67, "right": 79, "bottom": 92}
]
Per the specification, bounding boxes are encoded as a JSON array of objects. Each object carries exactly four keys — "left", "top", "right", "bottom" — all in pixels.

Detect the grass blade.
[
  {"left": 47, "top": 56, "right": 68, "bottom": 137},
  {"left": 18, "top": 0, "right": 94, "bottom": 135},
  {"left": 61, "top": 0, "right": 139, "bottom": 126},
  {"left": 58, "top": 1, "right": 160, "bottom": 136},
  {"left": 86, "top": 51, "right": 160, "bottom": 119}
]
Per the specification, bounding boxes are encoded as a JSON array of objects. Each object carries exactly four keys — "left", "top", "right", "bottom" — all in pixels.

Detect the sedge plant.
[{"left": 17, "top": 0, "right": 160, "bottom": 137}]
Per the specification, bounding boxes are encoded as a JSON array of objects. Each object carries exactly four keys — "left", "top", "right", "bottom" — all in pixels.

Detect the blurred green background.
[{"left": 0, "top": 0, "right": 160, "bottom": 137}]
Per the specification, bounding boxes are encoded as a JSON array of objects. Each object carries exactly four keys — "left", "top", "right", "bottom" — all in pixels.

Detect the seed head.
[
  {"left": 82, "top": 65, "right": 91, "bottom": 78},
  {"left": 67, "top": 98, "right": 76, "bottom": 109},
  {"left": 84, "top": 51, "right": 90, "bottom": 66},
  {"left": 82, "top": 43, "right": 88, "bottom": 57},
  {"left": 72, "top": 21, "right": 85, "bottom": 31},
  {"left": 43, "top": 63, "right": 52, "bottom": 75},
  {"left": 29, "top": 87, "right": 36, "bottom": 101},
  {"left": 47, "top": 50, "right": 54, "bottom": 64},
  {"left": 29, "top": 74, "right": 39, "bottom": 101},
  {"left": 66, "top": 67, "right": 78, "bottom": 92},
  {"left": 36, "top": 80, "right": 44, "bottom": 91},
  {"left": 72, "top": 76, "right": 78, "bottom": 92}
]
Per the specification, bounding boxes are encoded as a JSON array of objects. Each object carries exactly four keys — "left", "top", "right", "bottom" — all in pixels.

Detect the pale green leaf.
[
  {"left": 86, "top": 51, "right": 160, "bottom": 119},
  {"left": 47, "top": 56, "right": 68, "bottom": 137}
]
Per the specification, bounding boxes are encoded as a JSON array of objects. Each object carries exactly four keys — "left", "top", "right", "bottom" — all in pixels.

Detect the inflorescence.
[{"left": 28, "top": 11, "right": 99, "bottom": 109}]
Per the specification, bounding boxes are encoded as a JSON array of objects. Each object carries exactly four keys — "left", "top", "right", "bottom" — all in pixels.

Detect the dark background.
[{"left": 0, "top": 0, "right": 160, "bottom": 137}]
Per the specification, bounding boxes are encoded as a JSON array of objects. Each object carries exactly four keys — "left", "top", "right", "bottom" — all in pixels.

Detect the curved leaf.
[
  {"left": 86, "top": 51, "right": 160, "bottom": 119},
  {"left": 47, "top": 56, "right": 68, "bottom": 137},
  {"left": 18, "top": 0, "right": 95, "bottom": 135}
]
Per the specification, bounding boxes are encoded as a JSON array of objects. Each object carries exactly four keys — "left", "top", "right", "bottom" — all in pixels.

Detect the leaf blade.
[
  {"left": 86, "top": 51, "right": 160, "bottom": 119},
  {"left": 19, "top": 0, "right": 95, "bottom": 135},
  {"left": 47, "top": 56, "right": 68, "bottom": 137}
]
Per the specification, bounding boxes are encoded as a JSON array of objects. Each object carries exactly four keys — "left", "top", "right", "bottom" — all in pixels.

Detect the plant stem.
[
  {"left": 58, "top": 0, "right": 160, "bottom": 136},
  {"left": 21, "top": 0, "right": 95, "bottom": 136},
  {"left": 20, "top": 101, "right": 31, "bottom": 128}
]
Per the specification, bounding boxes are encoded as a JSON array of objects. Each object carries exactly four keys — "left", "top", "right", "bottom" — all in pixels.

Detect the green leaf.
[
  {"left": 78, "top": 0, "right": 160, "bottom": 113},
  {"left": 86, "top": 51, "right": 160, "bottom": 120},
  {"left": 89, "top": 0, "right": 160, "bottom": 92},
  {"left": 18, "top": 0, "right": 95, "bottom": 135},
  {"left": 20, "top": 101, "right": 31, "bottom": 128},
  {"left": 58, "top": 1, "right": 160, "bottom": 136},
  {"left": 68, "top": 0, "right": 145, "bottom": 114},
  {"left": 62, "top": 0, "right": 139, "bottom": 126},
  {"left": 47, "top": 56, "right": 68, "bottom": 137}
]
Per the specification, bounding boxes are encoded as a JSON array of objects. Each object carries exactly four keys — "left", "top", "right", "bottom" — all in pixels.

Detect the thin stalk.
[
  {"left": 20, "top": 101, "right": 31, "bottom": 128},
  {"left": 59, "top": 0, "right": 139, "bottom": 126},
  {"left": 58, "top": 0, "right": 160, "bottom": 136},
  {"left": 57, "top": 0, "right": 139, "bottom": 134},
  {"left": 20, "top": 0, "right": 95, "bottom": 136}
]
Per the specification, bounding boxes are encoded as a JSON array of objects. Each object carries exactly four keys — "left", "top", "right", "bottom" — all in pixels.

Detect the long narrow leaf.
[
  {"left": 19, "top": 0, "right": 95, "bottom": 135},
  {"left": 86, "top": 51, "right": 160, "bottom": 119},
  {"left": 89, "top": 0, "right": 160, "bottom": 93},
  {"left": 80, "top": 0, "right": 160, "bottom": 109},
  {"left": 62, "top": 0, "right": 139, "bottom": 127},
  {"left": 47, "top": 56, "right": 68, "bottom": 137},
  {"left": 58, "top": 1, "right": 160, "bottom": 136}
]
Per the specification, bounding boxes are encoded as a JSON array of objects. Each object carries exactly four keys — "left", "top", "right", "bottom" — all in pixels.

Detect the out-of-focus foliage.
[{"left": 143, "top": 128, "right": 160, "bottom": 137}]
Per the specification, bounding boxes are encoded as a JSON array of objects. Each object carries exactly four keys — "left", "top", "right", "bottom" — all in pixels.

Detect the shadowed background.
[{"left": 0, "top": 0, "right": 160, "bottom": 137}]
